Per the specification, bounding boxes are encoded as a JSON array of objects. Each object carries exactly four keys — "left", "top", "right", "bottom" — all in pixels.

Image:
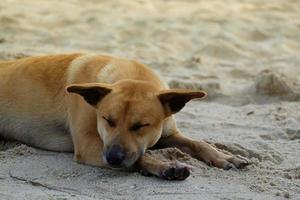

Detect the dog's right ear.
[
  {"left": 66, "top": 83, "right": 112, "bottom": 107},
  {"left": 158, "top": 89, "right": 206, "bottom": 116}
]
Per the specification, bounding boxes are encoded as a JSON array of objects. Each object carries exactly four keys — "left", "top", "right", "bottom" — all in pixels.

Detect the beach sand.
[{"left": 0, "top": 0, "right": 299, "bottom": 199}]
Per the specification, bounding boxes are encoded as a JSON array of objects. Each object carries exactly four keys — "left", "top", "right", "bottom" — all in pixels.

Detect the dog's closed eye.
[
  {"left": 103, "top": 116, "right": 116, "bottom": 127},
  {"left": 130, "top": 122, "right": 150, "bottom": 131}
]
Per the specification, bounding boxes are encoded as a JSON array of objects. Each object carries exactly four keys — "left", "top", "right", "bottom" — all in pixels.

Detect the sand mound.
[
  {"left": 254, "top": 70, "right": 300, "bottom": 101},
  {"left": 0, "top": 140, "right": 36, "bottom": 159},
  {"left": 197, "top": 40, "right": 248, "bottom": 60},
  {"left": 0, "top": 140, "right": 21, "bottom": 151},
  {"left": 237, "top": 29, "right": 270, "bottom": 42},
  {"left": 168, "top": 79, "right": 221, "bottom": 99},
  {"left": 255, "top": 70, "right": 292, "bottom": 95},
  {"left": 0, "top": 51, "right": 29, "bottom": 60}
]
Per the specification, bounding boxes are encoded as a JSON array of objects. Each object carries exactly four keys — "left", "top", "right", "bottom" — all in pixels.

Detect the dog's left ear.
[
  {"left": 158, "top": 89, "right": 206, "bottom": 116},
  {"left": 66, "top": 83, "right": 112, "bottom": 107}
]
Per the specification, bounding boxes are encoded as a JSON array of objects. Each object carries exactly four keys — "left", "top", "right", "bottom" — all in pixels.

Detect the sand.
[{"left": 0, "top": 0, "right": 300, "bottom": 199}]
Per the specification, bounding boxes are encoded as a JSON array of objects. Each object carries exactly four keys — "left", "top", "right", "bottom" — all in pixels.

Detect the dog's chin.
[
  {"left": 122, "top": 158, "right": 138, "bottom": 168},
  {"left": 123, "top": 150, "right": 146, "bottom": 168},
  {"left": 104, "top": 160, "right": 137, "bottom": 169},
  {"left": 102, "top": 154, "right": 138, "bottom": 169}
]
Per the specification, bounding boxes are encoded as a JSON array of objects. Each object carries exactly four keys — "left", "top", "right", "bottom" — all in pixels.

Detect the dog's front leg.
[
  {"left": 66, "top": 94, "right": 107, "bottom": 167},
  {"left": 69, "top": 114, "right": 105, "bottom": 167},
  {"left": 153, "top": 132, "right": 249, "bottom": 170},
  {"left": 72, "top": 129, "right": 104, "bottom": 167},
  {"left": 135, "top": 151, "right": 192, "bottom": 180}
]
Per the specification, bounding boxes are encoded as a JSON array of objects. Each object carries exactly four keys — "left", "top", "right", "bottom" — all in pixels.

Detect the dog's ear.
[
  {"left": 66, "top": 83, "right": 112, "bottom": 106},
  {"left": 158, "top": 89, "right": 206, "bottom": 116}
]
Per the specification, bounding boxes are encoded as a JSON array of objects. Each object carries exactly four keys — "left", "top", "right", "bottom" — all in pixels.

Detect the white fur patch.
[
  {"left": 162, "top": 116, "right": 178, "bottom": 137},
  {"left": 67, "top": 54, "right": 97, "bottom": 84},
  {"left": 96, "top": 62, "right": 118, "bottom": 83}
]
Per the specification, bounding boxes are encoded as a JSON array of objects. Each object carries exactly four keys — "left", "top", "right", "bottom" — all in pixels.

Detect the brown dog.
[{"left": 0, "top": 53, "right": 249, "bottom": 180}]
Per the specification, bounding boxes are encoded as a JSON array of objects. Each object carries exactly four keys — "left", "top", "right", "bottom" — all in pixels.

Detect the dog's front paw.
[
  {"left": 227, "top": 155, "right": 250, "bottom": 169},
  {"left": 159, "top": 162, "right": 192, "bottom": 180}
]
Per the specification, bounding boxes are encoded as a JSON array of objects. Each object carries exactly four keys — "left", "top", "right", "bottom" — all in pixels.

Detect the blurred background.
[
  {"left": 0, "top": 1, "right": 300, "bottom": 199},
  {"left": 1, "top": 0, "right": 300, "bottom": 105}
]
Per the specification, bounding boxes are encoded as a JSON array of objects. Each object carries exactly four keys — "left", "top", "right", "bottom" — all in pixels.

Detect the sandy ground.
[{"left": 0, "top": 0, "right": 300, "bottom": 199}]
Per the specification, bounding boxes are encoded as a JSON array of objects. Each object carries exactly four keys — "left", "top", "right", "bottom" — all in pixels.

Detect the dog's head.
[{"left": 66, "top": 80, "right": 206, "bottom": 168}]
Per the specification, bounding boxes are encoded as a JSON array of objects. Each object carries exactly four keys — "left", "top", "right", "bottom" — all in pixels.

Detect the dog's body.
[{"left": 0, "top": 54, "right": 248, "bottom": 180}]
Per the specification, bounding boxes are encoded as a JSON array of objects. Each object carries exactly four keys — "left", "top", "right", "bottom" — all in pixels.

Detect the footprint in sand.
[
  {"left": 284, "top": 128, "right": 300, "bottom": 140},
  {"left": 284, "top": 167, "right": 300, "bottom": 179}
]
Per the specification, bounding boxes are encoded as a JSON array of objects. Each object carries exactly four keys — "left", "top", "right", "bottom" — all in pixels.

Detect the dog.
[{"left": 0, "top": 53, "right": 249, "bottom": 180}]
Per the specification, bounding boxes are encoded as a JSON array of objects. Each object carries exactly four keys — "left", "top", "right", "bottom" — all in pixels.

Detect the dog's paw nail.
[
  {"left": 140, "top": 170, "right": 152, "bottom": 177},
  {"left": 174, "top": 166, "right": 190, "bottom": 180},
  {"left": 161, "top": 167, "right": 176, "bottom": 180},
  {"left": 223, "top": 163, "right": 235, "bottom": 170},
  {"left": 236, "top": 160, "right": 249, "bottom": 169},
  {"left": 206, "top": 160, "right": 213, "bottom": 167}
]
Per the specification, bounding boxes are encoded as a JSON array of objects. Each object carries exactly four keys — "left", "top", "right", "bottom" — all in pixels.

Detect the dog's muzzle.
[{"left": 105, "top": 145, "right": 126, "bottom": 167}]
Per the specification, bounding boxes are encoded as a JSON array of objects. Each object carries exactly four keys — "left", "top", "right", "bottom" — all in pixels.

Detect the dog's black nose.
[{"left": 106, "top": 145, "right": 126, "bottom": 166}]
